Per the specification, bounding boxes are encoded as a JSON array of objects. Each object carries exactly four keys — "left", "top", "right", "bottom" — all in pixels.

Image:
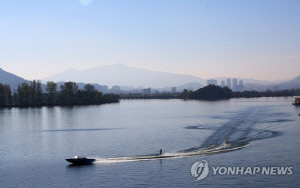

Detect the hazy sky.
[{"left": 0, "top": 0, "right": 299, "bottom": 81}]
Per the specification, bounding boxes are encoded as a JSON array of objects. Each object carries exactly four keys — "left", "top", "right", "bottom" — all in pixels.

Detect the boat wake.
[
  {"left": 93, "top": 106, "right": 290, "bottom": 164},
  {"left": 94, "top": 141, "right": 248, "bottom": 164}
]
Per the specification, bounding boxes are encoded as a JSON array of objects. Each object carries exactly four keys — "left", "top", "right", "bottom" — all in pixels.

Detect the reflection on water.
[{"left": 23, "top": 128, "right": 122, "bottom": 132}]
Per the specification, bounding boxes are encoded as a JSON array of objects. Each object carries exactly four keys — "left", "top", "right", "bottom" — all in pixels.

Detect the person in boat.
[{"left": 159, "top": 149, "right": 162, "bottom": 155}]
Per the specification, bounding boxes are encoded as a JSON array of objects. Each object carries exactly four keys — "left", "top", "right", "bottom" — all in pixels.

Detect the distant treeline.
[
  {"left": 0, "top": 81, "right": 119, "bottom": 107},
  {"left": 120, "top": 85, "right": 300, "bottom": 100},
  {"left": 1, "top": 82, "right": 299, "bottom": 107},
  {"left": 183, "top": 85, "right": 300, "bottom": 100},
  {"left": 232, "top": 89, "right": 300, "bottom": 98}
]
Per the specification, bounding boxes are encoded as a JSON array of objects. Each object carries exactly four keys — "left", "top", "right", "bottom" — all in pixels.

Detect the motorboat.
[
  {"left": 65, "top": 156, "right": 96, "bottom": 165},
  {"left": 292, "top": 97, "right": 300, "bottom": 106}
]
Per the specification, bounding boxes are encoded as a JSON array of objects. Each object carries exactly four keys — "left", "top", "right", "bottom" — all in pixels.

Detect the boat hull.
[{"left": 65, "top": 158, "right": 96, "bottom": 165}]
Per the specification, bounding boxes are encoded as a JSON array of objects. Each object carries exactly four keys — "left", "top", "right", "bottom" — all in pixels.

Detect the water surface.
[{"left": 0, "top": 98, "right": 299, "bottom": 187}]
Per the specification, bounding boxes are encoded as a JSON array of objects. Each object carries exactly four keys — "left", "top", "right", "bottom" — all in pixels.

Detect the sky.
[{"left": 0, "top": 0, "right": 299, "bottom": 81}]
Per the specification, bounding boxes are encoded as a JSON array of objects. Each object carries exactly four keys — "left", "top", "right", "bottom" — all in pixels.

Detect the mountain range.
[
  {"left": 44, "top": 64, "right": 207, "bottom": 88},
  {"left": 0, "top": 64, "right": 299, "bottom": 91},
  {"left": 44, "top": 64, "right": 293, "bottom": 88}
]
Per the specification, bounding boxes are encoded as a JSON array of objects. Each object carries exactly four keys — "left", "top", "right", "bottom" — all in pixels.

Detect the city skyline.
[{"left": 1, "top": 1, "right": 299, "bottom": 81}]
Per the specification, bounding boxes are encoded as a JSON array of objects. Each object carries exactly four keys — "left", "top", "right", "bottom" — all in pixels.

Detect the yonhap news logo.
[
  {"left": 191, "top": 160, "right": 293, "bottom": 181},
  {"left": 191, "top": 160, "right": 209, "bottom": 181}
]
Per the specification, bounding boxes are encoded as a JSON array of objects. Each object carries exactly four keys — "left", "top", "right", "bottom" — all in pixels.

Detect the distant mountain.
[
  {"left": 44, "top": 64, "right": 207, "bottom": 88},
  {"left": 0, "top": 68, "right": 28, "bottom": 90},
  {"left": 241, "top": 75, "right": 300, "bottom": 91},
  {"left": 273, "top": 78, "right": 292, "bottom": 83},
  {"left": 277, "top": 75, "right": 300, "bottom": 90},
  {"left": 2, "top": 65, "right": 299, "bottom": 92},
  {"left": 287, "top": 75, "right": 300, "bottom": 83}
]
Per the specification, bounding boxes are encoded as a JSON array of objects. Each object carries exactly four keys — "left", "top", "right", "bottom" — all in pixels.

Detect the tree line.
[
  {"left": 232, "top": 89, "right": 300, "bottom": 98},
  {"left": 0, "top": 81, "right": 119, "bottom": 107},
  {"left": 1, "top": 82, "right": 299, "bottom": 107},
  {"left": 182, "top": 85, "right": 300, "bottom": 100}
]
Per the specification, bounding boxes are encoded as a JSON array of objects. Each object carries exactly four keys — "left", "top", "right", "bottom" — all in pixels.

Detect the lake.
[{"left": 0, "top": 98, "right": 299, "bottom": 187}]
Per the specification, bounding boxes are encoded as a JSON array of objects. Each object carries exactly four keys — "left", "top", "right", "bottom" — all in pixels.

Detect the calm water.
[{"left": 0, "top": 98, "right": 300, "bottom": 187}]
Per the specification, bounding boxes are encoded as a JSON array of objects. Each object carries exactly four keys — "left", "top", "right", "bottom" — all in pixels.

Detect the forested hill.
[{"left": 188, "top": 85, "right": 232, "bottom": 100}]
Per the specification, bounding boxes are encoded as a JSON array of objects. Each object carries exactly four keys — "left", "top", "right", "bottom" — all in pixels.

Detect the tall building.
[
  {"left": 97, "top": 85, "right": 108, "bottom": 93},
  {"left": 238, "top": 80, "right": 244, "bottom": 91},
  {"left": 207, "top": 79, "right": 217, "bottom": 86},
  {"left": 112, "top": 85, "right": 120, "bottom": 91},
  {"left": 143, "top": 88, "right": 151, "bottom": 95},
  {"left": 232, "top": 78, "right": 238, "bottom": 90},
  {"left": 172, "top": 87, "right": 176, "bottom": 93},
  {"left": 221, "top": 81, "right": 226, "bottom": 87},
  {"left": 110, "top": 85, "right": 121, "bottom": 94},
  {"left": 226, "top": 79, "right": 231, "bottom": 89},
  {"left": 239, "top": 80, "right": 243, "bottom": 86}
]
